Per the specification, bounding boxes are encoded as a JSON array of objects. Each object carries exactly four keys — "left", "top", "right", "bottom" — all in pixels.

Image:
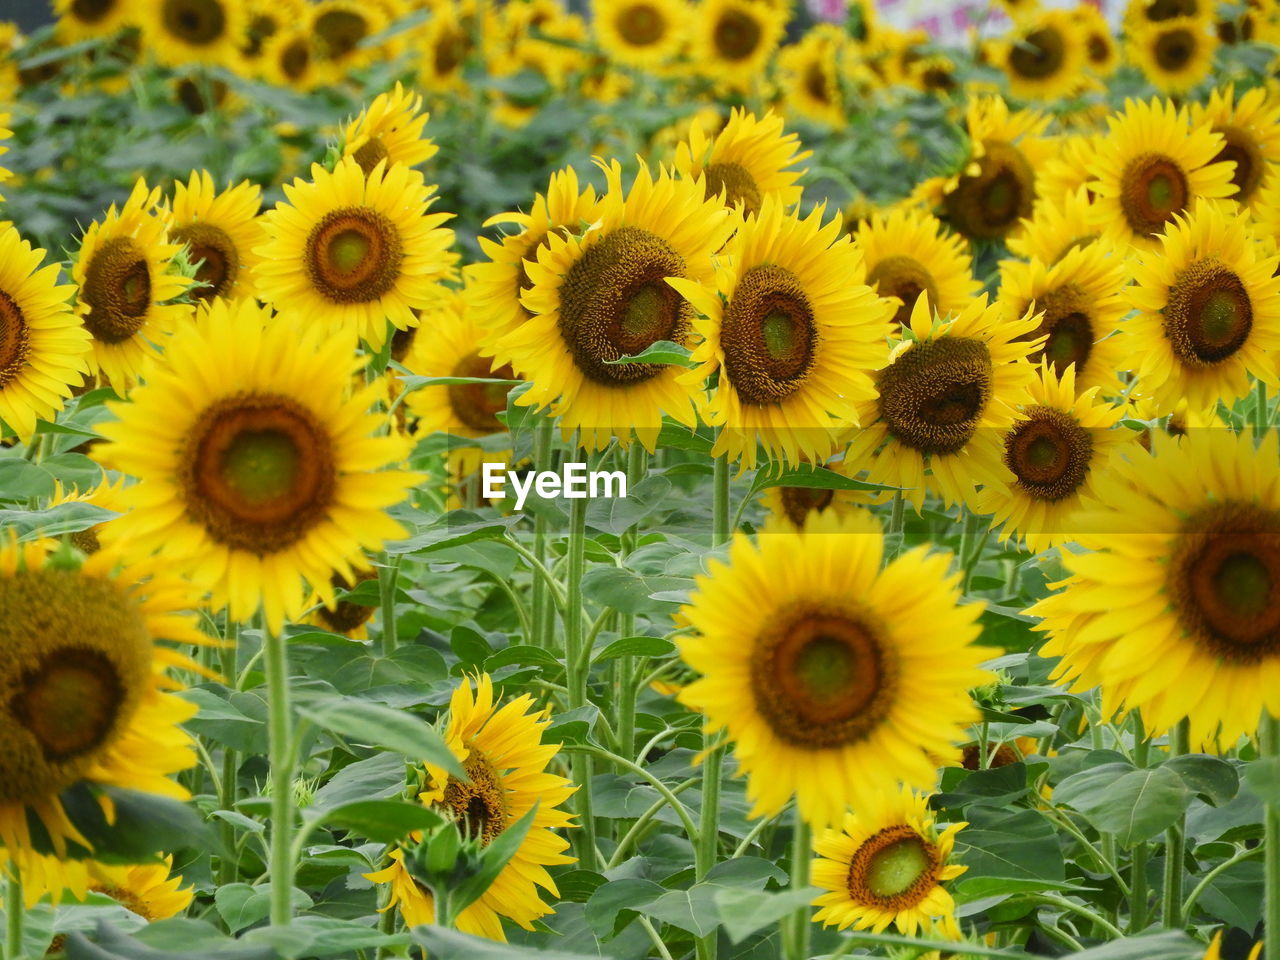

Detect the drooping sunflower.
[
  {"left": 996, "top": 241, "right": 1129, "bottom": 396},
  {"left": 812, "top": 787, "right": 967, "bottom": 937},
  {"left": 592, "top": 0, "right": 687, "bottom": 69},
  {"left": 1189, "top": 85, "right": 1280, "bottom": 212},
  {"left": 138, "top": 0, "right": 244, "bottom": 69},
  {"left": 0, "top": 224, "right": 91, "bottom": 442},
  {"left": 778, "top": 26, "right": 851, "bottom": 129},
  {"left": 53, "top": 0, "right": 135, "bottom": 41},
  {"left": 677, "top": 509, "right": 991, "bottom": 829},
  {"left": 674, "top": 108, "right": 807, "bottom": 217},
  {"left": 365, "top": 674, "right": 575, "bottom": 941},
  {"left": 690, "top": 0, "right": 786, "bottom": 93},
  {"left": 1028, "top": 429, "right": 1280, "bottom": 746},
  {"left": 94, "top": 297, "right": 420, "bottom": 634},
  {"left": 1087, "top": 97, "right": 1235, "bottom": 251},
  {"left": 1126, "top": 16, "right": 1216, "bottom": 96},
  {"left": 976, "top": 362, "right": 1134, "bottom": 553},
  {"left": 71, "top": 179, "right": 192, "bottom": 392},
  {"left": 497, "top": 158, "right": 735, "bottom": 452},
  {"left": 162, "top": 170, "right": 261, "bottom": 305},
  {"left": 254, "top": 156, "right": 457, "bottom": 352},
  {"left": 28, "top": 853, "right": 194, "bottom": 918},
  {"left": 0, "top": 539, "right": 206, "bottom": 889},
  {"left": 846, "top": 294, "right": 1041, "bottom": 514},
  {"left": 853, "top": 208, "right": 978, "bottom": 330},
  {"left": 1122, "top": 200, "right": 1280, "bottom": 415},
  {"left": 342, "top": 82, "right": 438, "bottom": 176},
  {"left": 671, "top": 197, "right": 892, "bottom": 468},
  {"left": 990, "top": 10, "right": 1088, "bottom": 101}
]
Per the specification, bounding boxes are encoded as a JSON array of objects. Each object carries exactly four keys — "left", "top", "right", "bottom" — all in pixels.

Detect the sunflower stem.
[
  {"left": 888, "top": 490, "right": 906, "bottom": 558},
  {"left": 530, "top": 417, "right": 555, "bottom": 648},
  {"left": 1253, "top": 379, "right": 1269, "bottom": 436},
  {"left": 264, "top": 627, "right": 297, "bottom": 927},
  {"left": 5, "top": 870, "right": 23, "bottom": 960},
  {"left": 1162, "top": 718, "right": 1190, "bottom": 929},
  {"left": 379, "top": 553, "right": 401, "bottom": 655},
  {"left": 712, "top": 452, "right": 731, "bottom": 545},
  {"left": 218, "top": 620, "right": 240, "bottom": 888},
  {"left": 1128, "top": 711, "right": 1151, "bottom": 933},
  {"left": 565, "top": 490, "right": 598, "bottom": 868},
  {"left": 1262, "top": 709, "right": 1280, "bottom": 960},
  {"left": 615, "top": 442, "right": 648, "bottom": 763},
  {"left": 786, "top": 811, "right": 812, "bottom": 960}
]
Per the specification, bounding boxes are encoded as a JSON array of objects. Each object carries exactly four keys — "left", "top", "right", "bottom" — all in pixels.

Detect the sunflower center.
[
  {"left": 1214, "top": 126, "right": 1263, "bottom": 203},
  {"left": 442, "top": 753, "right": 508, "bottom": 846},
  {"left": 720, "top": 264, "right": 817, "bottom": 406},
  {"left": 305, "top": 207, "right": 404, "bottom": 305},
  {"left": 557, "top": 226, "right": 688, "bottom": 387},
  {"left": 1154, "top": 28, "right": 1195, "bottom": 70},
  {"left": 280, "top": 37, "right": 310, "bottom": 79},
  {"left": 352, "top": 137, "right": 390, "bottom": 177},
  {"left": 1004, "top": 406, "right": 1093, "bottom": 502},
  {"left": 878, "top": 336, "right": 992, "bottom": 455},
  {"left": 71, "top": 0, "right": 115, "bottom": 23},
  {"left": 161, "top": 0, "right": 227, "bottom": 45},
  {"left": 91, "top": 884, "right": 152, "bottom": 920},
  {"left": 1087, "top": 33, "right": 1110, "bottom": 63},
  {"left": 1008, "top": 26, "right": 1065, "bottom": 79},
  {"left": 848, "top": 825, "right": 942, "bottom": 909},
  {"left": 867, "top": 256, "right": 938, "bottom": 329},
  {"left": 713, "top": 9, "right": 763, "bottom": 60},
  {"left": 749, "top": 602, "right": 896, "bottom": 748},
  {"left": 0, "top": 570, "right": 152, "bottom": 803},
  {"left": 1164, "top": 258, "right": 1253, "bottom": 366},
  {"left": 1169, "top": 502, "right": 1280, "bottom": 662},
  {"left": 803, "top": 62, "right": 831, "bottom": 104},
  {"left": 1026, "top": 283, "right": 1095, "bottom": 376},
  {"left": 0, "top": 291, "right": 31, "bottom": 388},
  {"left": 703, "top": 162, "right": 763, "bottom": 216},
  {"left": 175, "top": 77, "right": 228, "bottom": 115},
  {"left": 779, "top": 486, "right": 835, "bottom": 528},
  {"left": 170, "top": 222, "right": 238, "bottom": 302},
  {"left": 82, "top": 237, "right": 152, "bottom": 345},
  {"left": 433, "top": 27, "right": 471, "bottom": 74},
  {"left": 448, "top": 351, "right": 515, "bottom": 433},
  {"left": 181, "top": 394, "right": 336, "bottom": 553},
  {"left": 315, "top": 9, "right": 368, "bottom": 59},
  {"left": 1147, "top": 0, "right": 1198, "bottom": 18},
  {"left": 1119, "top": 153, "right": 1189, "bottom": 238},
  {"left": 944, "top": 140, "right": 1035, "bottom": 240},
  {"left": 317, "top": 569, "right": 378, "bottom": 635},
  {"left": 242, "top": 13, "right": 278, "bottom": 57},
  {"left": 616, "top": 3, "right": 665, "bottom": 45}
]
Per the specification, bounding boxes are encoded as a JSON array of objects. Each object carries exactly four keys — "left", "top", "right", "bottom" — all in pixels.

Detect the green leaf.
[
  {"left": 240, "top": 916, "right": 410, "bottom": 959},
  {"left": 639, "top": 884, "right": 722, "bottom": 938},
  {"left": 1164, "top": 755, "right": 1239, "bottom": 806},
  {"left": 311, "top": 799, "right": 443, "bottom": 843},
  {"left": 385, "top": 514, "right": 520, "bottom": 556},
  {"left": 953, "top": 808, "right": 1065, "bottom": 884},
  {"left": 581, "top": 566, "right": 691, "bottom": 615},
  {"left": 0, "top": 502, "right": 114, "bottom": 540},
  {"left": 214, "top": 883, "right": 311, "bottom": 934},
  {"left": 450, "top": 805, "right": 539, "bottom": 916},
  {"left": 1068, "top": 931, "right": 1205, "bottom": 959},
  {"left": 603, "top": 340, "right": 694, "bottom": 367},
  {"left": 1242, "top": 755, "right": 1280, "bottom": 801},
  {"left": 295, "top": 695, "right": 465, "bottom": 780},
  {"left": 310, "top": 752, "right": 408, "bottom": 812},
  {"left": 412, "top": 926, "right": 601, "bottom": 959},
  {"left": 713, "top": 886, "right": 822, "bottom": 944},
  {"left": 584, "top": 878, "right": 666, "bottom": 939},
  {"left": 484, "top": 645, "right": 563, "bottom": 671},
  {"left": 65, "top": 921, "right": 280, "bottom": 960},
  {"left": 396, "top": 374, "right": 522, "bottom": 390},
  {"left": 593, "top": 635, "right": 675, "bottom": 662},
  {"left": 1055, "top": 763, "right": 1192, "bottom": 846},
  {"left": 553, "top": 870, "right": 607, "bottom": 904},
  {"left": 57, "top": 786, "right": 210, "bottom": 864},
  {"left": 752, "top": 463, "right": 889, "bottom": 494}
]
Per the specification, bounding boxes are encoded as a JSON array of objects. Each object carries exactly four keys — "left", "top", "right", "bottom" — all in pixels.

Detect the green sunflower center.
[
  {"left": 878, "top": 336, "right": 992, "bottom": 455},
  {"left": 720, "top": 263, "right": 817, "bottom": 406},
  {"left": 305, "top": 207, "right": 404, "bottom": 305},
  {"left": 866, "top": 835, "right": 932, "bottom": 898},
  {"left": 847, "top": 824, "right": 942, "bottom": 909},
  {"left": 1164, "top": 258, "right": 1253, "bottom": 366}
]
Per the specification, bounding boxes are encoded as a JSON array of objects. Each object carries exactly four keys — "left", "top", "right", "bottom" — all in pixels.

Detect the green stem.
[
  {"left": 564, "top": 493, "right": 597, "bottom": 868},
  {"left": 218, "top": 620, "right": 240, "bottom": 888},
  {"left": 530, "top": 417, "right": 554, "bottom": 648},
  {"left": 5, "top": 871, "right": 23, "bottom": 960},
  {"left": 712, "top": 453, "right": 731, "bottom": 545},
  {"left": 787, "top": 813, "right": 812, "bottom": 960},
  {"left": 1027, "top": 893, "right": 1125, "bottom": 940},
  {"left": 888, "top": 490, "right": 905, "bottom": 558},
  {"left": 607, "top": 778, "right": 699, "bottom": 868},
  {"left": 1263, "top": 710, "right": 1280, "bottom": 960},
  {"left": 562, "top": 744, "right": 699, "bottom": 844},
  {"left": 379, "top": 554, "right": 401, "bottom": 655},
  {"left": 1182, "top": 843, "right": 1264, "bottom": 919},
  {"left": 1253, "top": 378, "right": 1268, "bottom": 436},
  {"left": 1129, "top": 712, "right": 1151, "bottom": 933},
  {"left": 1162, "top": 718, "right": 1190, "bottom": 929},
  {"left": 615, "top": 442, "right": 648, "bottom": 763},
  {"left": 263, "top": 628, "right": 297, "bottom": 927}
]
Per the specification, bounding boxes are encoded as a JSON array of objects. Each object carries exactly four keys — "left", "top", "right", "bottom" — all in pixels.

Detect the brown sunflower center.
[
  {"left": 82, "top": 236, "right": 152, "bottom": 345},
  {"left": 175, "top": 77, "right": 229, "bottom": 115},
  {"left": 316, "top": 569, "right": 378, "bottom": 635},
  {"left": 713, "top": 8, "right": 763, "bottom": 61},
  {"left": 433, "top": 27, "right": 471, "bottom": 74},
  {"left": 557, "top": 226, "right": 688, "bottom": 387},
  {"left": 779, "top": 486, "right": 835, "bottom": 528},
  {"left": 849, "top": 825, "right": 942, "bottom": 908},
  {"left": 448, "top": 352, "right": 515, "bottom": 433},
  {"left": 1164, "top": 258, "right": 1253, "bottom": 366},
  {"left": 720, "top": 264, "right": 817, "bottom": 406},
  {"left": 1025, "top": 283, "right": 1096, "bottom": 376},
  {"left": 944, "top": 140, "right": 1035, "bottom": 240},
  {"left": 1214, "top": 125, "right": 1263, "bottom": 203},
  {"left": 1087, "top": 33, "right": 1110, "bottom": 63},
  {"left": 170, "top": 222, "right": 238, "bottom": 302},
  {"left": 1154, "top": 28, "right": 1196, "bottom": 70},
  {"left": 315, "top": 9, "right": 369, "bottom": 59},
  {"left": 1146, "top": 0, "right": 1198, "bottom": 20},
  {"left": 703, "top": 162, "right": 763, "bottom": 216},
  {"left": 867, "top": 256, "right": 938, "bottom": 329},
  {"left": 242, "top": 12, "right": 279, "bottom": 58},
  {"left": 0, "top": 290, "right": 31, "bottom": 388},
  {"left": 878, "top": 336, "right": 992, "bottom": 455},
  {"left": 442, "top": 753, "right": 508, "bottom": 846},
  {"left": 351, "top": 137, "right": 390, "bottom": 177},
  {"left": 1008, "top": 26, "right": 1066, "bottom": 80},
  {"left": 390, "top": 325, "right": 417, "bottom": 364},
  {"left": 1004, "top": 406, "right": 1093, "bottom": 502},
  {"left": 71, "top": 0, "right": 116, "bottom": 24},
  {"left": 1169, "top": 502, "right": 1280, "bottom": 662},
  {"left": 616, "top": 2, "right": 665, "bottom": 45},
  {"left": 161, "top": 0, "right": 227, "bottom": 45},
  {"left": 803, "top": 61, "right": 832, "bottom": 104},
  {"left": 1119, "top": 153, "right": 1189, "bottom": 238},
  {"left": 304, "top": 207, "right": 404, "bottom": 305},
  {"left": 91, "top": 884, "right": 153, "bottom": 921},
  {"left": 181, "top": 394, "right": 336, "bottom": 553},
  {"left": 749, "top": 602, "right": 896, "bottom": 748}
]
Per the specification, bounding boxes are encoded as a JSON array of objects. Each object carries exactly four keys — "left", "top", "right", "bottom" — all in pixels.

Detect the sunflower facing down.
[
  {"left": 1122, "top": 200, "right": 1280, "bottom": 415},
  {"left": 162, "top": 170, "right": 262, "bottom": 305},
  {"left": 690, "top": 0, "right": 787, "bottom": 93},
  {"left": 1126, "top": 16, "right": 1217, "bottom": 97},
  {"left": 1190, "top": 85, "right": 1280, "bottom": 212},
  {"left": 498, "top": 158, "right": 736, "bottom": 452},
  {"left": 592, "top": 0, "right": 687, "bottom": 68},
  {"left": 761, "top": 455, "right": 875, "bottom": 533},
  {"left": 365, "top": 674, "right": 575, "bottom": 942},
  {"left": 676, "top": 509, "right": 992, "bottom": 829},
  {"left": 1028, "top": 429, "right": 1280, "bottom": 747},
  {"left": 342, "top": 82, "right": 438, "bottom": 176},
  {"left": 671, "top": 197, "right": 893, "bottom": 469},
  {"left": 812, "top": 788, "right": 967, "bottom": 937},
  {"left": 674, "top": 108, "right": 808, "bottom": 217},
  {"left": 254, "top": 156, "right": 457, "bottom": 352},
  {"left": 94, "top": 297, "right": 420, "bottom": 634}
]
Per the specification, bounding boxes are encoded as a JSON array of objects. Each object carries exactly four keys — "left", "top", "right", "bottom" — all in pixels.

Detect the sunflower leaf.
[{"left": 604, "top": 340, "right": 695, "bottom": 367}]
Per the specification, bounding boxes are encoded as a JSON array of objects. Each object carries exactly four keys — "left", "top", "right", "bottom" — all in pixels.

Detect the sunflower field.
[{"left": 2, "top": 0, "right": 1280, "bottom": 958}]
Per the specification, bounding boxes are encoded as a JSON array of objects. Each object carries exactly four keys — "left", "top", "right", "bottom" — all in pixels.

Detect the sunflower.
[
  {"left": 778, "top": 26, "right": 851, "bottom": 129},
  {"left": 238, "top": 0, "right": 306, "bottom": 64},
  {"left": 1087, "top": 97, "right": 1236, "bottom": 251},
  {"left": 761, "top": 457, "right": 875, "bottom": 533},
  {"left": 161, "top": 171, "right": 261, "bottom": 305},
  {"left": 1034, "top": 133, "right": 1099, "bottom": 207},
  {"left": 812, "top": 787, "right": 967, "bottom": 937},
  {"left": 853, "top": 208, "right": 978, "bottom": 331},
  {"left": 1189, "top": 85, "right": 1280, "bottom": 212},
  {"left": 71, "top": 179, "right": 192, "bottom": 392},
  {"left": 846, "top": 294, "right": 1041, "bottom": 514},
  {"left": 53, "top": 0, "right": 135, "bottom": 41},
  {"left": 996, "top": 241, "right": 1129, "bottom": 395},
  {"left": 365, "top": 674, "right": 575, "bottom": 941},
  {"left": 677, "top": 509, "right": 991, "bottom": 828},
  {"left": 1204, "top": 932, "right": 1262, "bottom": 960},
  {"left": 0, "top": 112, "right": 9, "bottom": 201},
  {"left": 1122, "top": 200, "right": 1280, "bottom": 415},
  {"left": 689, "top": 0, "right": 786, "bottom": 92},
  {"left": 1127, "top": 0, "right": 1203, "bottom": 26},
  {"left": 0, "top": 539, "right": 206, "bottom": 891},
  {"left": 94, "top": 297, "right": 419, "bottom": 634},
  {"left": 138, "top": 0, "right": 244, "bottom": 69},
  {"left": 254, "top": 156, "right": 457, "bottom": 352},
  {"left": 342, "top": 82, "right": 438, "bottom": 176},
  {"left": 989, "top": 10, "right": 1087, "bottom": 101},
  {"left": 593, "top": 0, "right": 687, "bottom": 69},
  {"left": 497, "top": 158, "right": 735, "bottom": 452},
  {"left": 674, "top": 108, "right": 807, "bottom": 217},
  {"left": 261, "top": 28, "right": 319, "bottom": 90},
  {"left": 671, "top": 197, "right": 892, "bottom": 468},
  {"left": 308, "top": 568, "right": 379, "bottom": 639},
  {"left": 417, "top": 3, "right": 480, "bottom": 92},
  {"left": 1075, "top": 4, "right": 1119, "bottom": 76},
  {"left": 1126, "top": 16, "right": 1216, "bottom": 97},
  {"left": 0, "top": 224, "right": 91, "bottom": 442},
  {"left": 48, "top": 476, "right": 129, "bottom": 556},
  {"left": 1028, "top": 429, "right": 1280, "bottom": 746},
  {"left": 310, "top": 0, "right": 389, "bottom": 75},
  {"left": 1005, "top": 186, "right": 1106, "bottom": 265}
]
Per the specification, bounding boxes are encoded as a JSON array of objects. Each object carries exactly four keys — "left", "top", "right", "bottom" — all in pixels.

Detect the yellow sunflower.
[
  {"left": 308, "top": 567, "right": 379, "bottom": 639},
  {"left": 674, "top": 108, "right": 808, "bottom": 217},
  {"left": 812, "top": 787, "right": 967, "bottom": 937},
  {"left": 138, "top": 0, "right": 244, "bottom": 69},
  {"left": 417, "top": 3, "right": 481, "bottom": 93},
  {"left": 0, "top": 224, "right": 91, "bottom": 442},
  {"left": 677, "top": 509, "right": 992, "bottom": 829},
  {"left": 497, "top": 158, "right": 735, "bottom": 452},
  {"left": 1005, "top": 185, "right": 1106, "bottom": 264},
  {"left": 1028, "top": 429, "right": 1280, "bottom": 746},
  {"left": 238, "top": 0, "right": 307, "bottom": 66},
  {"left": 690, "top": 0, "right": 786, "bottom": 93},
  {"left": 1126, "top": 16, "right": 1216, "bottom": 97},
  {"left": 254, "top": 156, "right": 457, "bottom": 352},
  {"left": 1035, "top": 133, "right": 1099, "bottom": 208},
  {"left": 990, "top": 10, "right": 1088, "bottom": 101},
  {"left": 162, "top": 170, "right": 261, "bottom": 305},
  {"left": 26, "top": 853, "right": 194, "bottom": 918},
  {"left": 53, "top": 0, "right": 136, "bottom": 41},
  {"left": 310, "top": 0, "right": 389, "bottom": 77},
  {"left": 365, "top": 674, "right": 575, "bottom": 941},
  {"left": 342, "top": 82, "right": 438, "bottom": 176},
  {"left": 845, "top": 293, "right": 1041, "bottom": 514},
  {"left": 996, "top": 241, "right": 1129, "bottom": 396},
  {"left": 1204, "top": 932, "right": 1262, "bottom": 960},
  {"left": 977, "top": 362, "right": 1134, "bottom": 553},
  {"left": 1122, "top": 200, "right": 1280, "bottom": 414},
  {"left": 48, "top": 476, "right": 129, "bottom": 556},
  {"left": 671, "top": 196, "right": 892, "bottom": 468},
  {"left": 1075, "top": 4, "right": 1119, "bottom": 76},
  {"left": 94, "top": 297, "right": 420, "bottom": 634},
  {"left": 760, "top": 457, "right": 874, "bottom": 532},
  {"left": 592, "top": 0, "right": 687, "bottom": 68},
  {"left": 0, "top": 539, "right": 206, "bottom": 892},
  {"left": 853, "top": 207, "right": 978, "bottom": 331},
  {"left": 1189, "top": 85, "right": 1280, "bottom": 211},
  {"left": 778, "top": 26, "right": 851, "bottom": 129},
  {"left": 71, "top": 178, "right": 192, "bottom": 392},
  {"left": 1087, "top": 97, "right": 1236, "bottom": 251}
]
